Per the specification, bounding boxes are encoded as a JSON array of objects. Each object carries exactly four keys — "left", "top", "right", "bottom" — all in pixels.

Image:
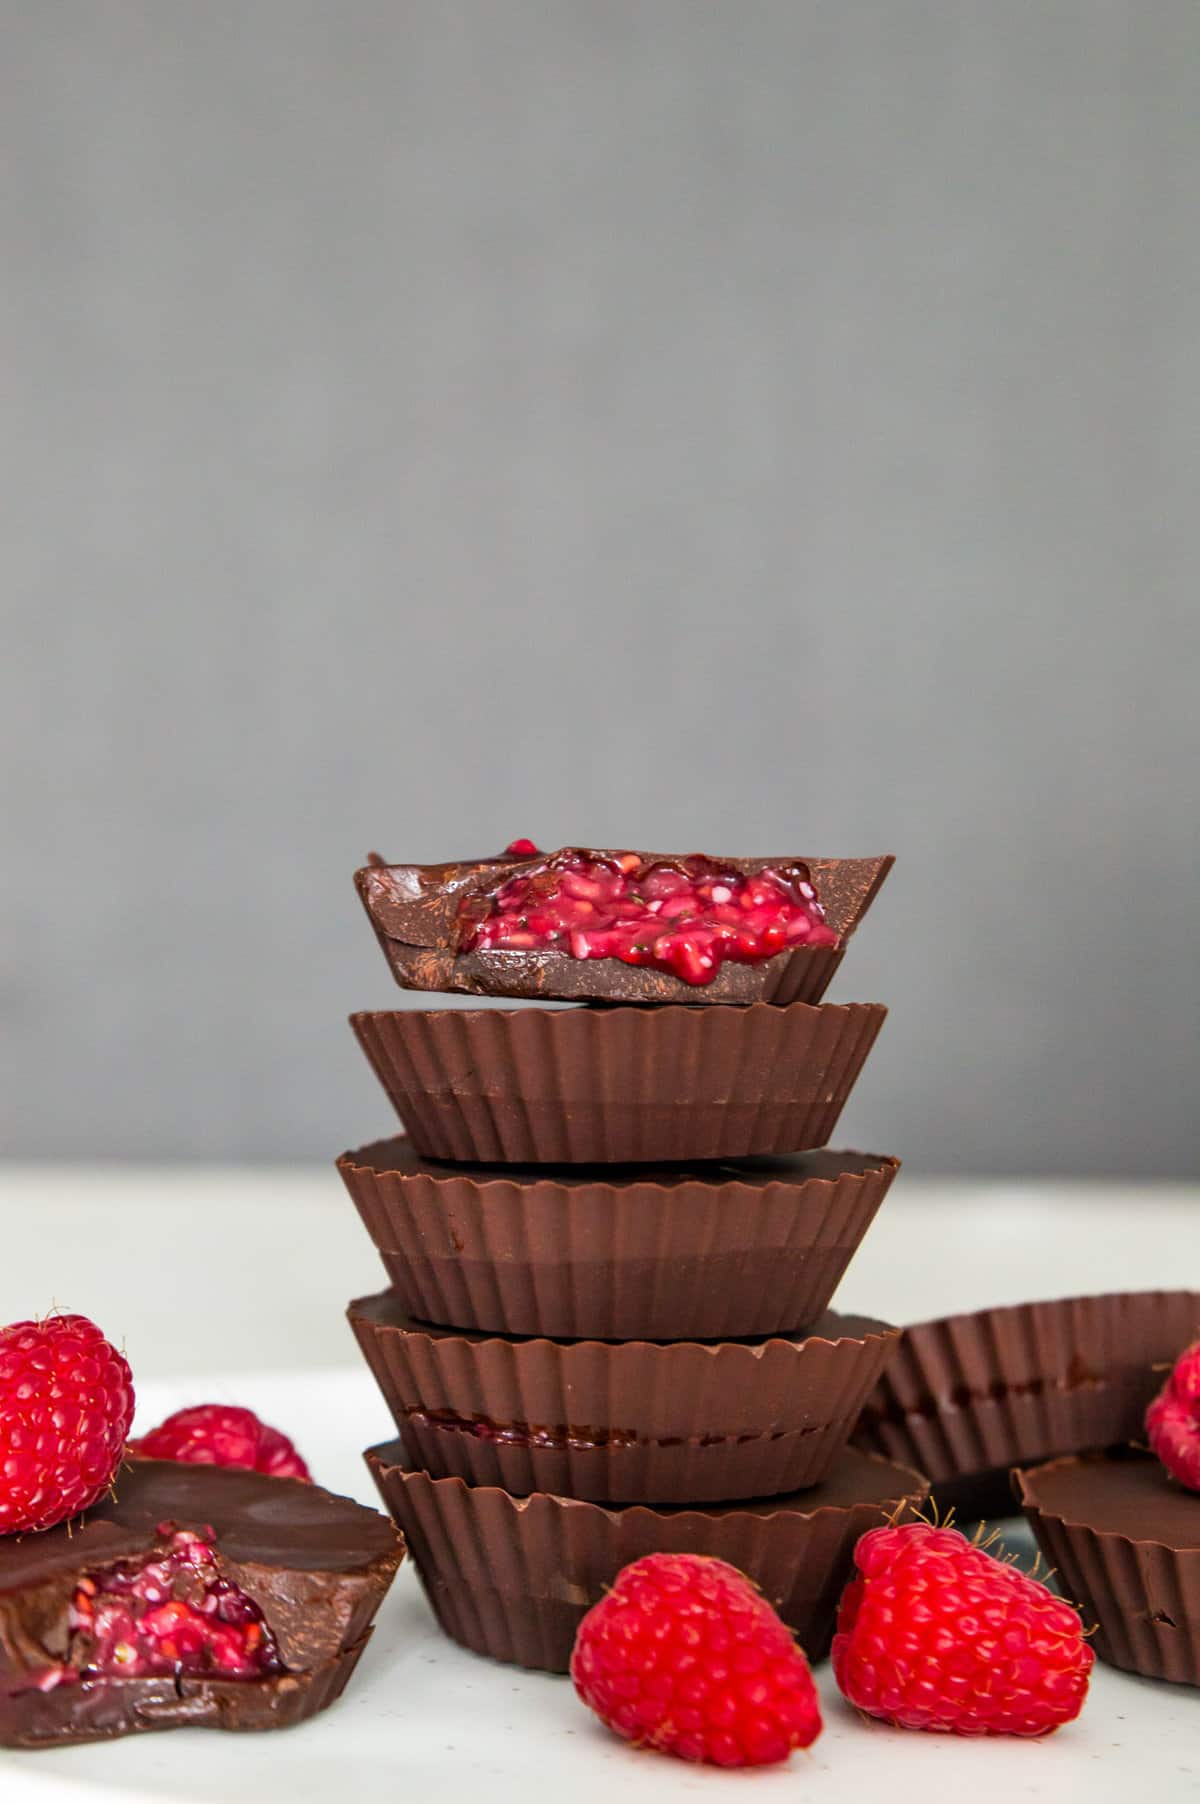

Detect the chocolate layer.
[
  {"left": 852, "top": 1291, "right": 1200, "bottom": 1515},
  {"left": 0, "top": 1458, "right": 403, "bottom": 1748},
  {"left": 1018, "top": 1453, "right": 1200, "bottom": 1686},
  {"left": 3, "top": 1640, "right": 370, "bottom": 1748},
  {"left": 356, "top": 850, "right": 892, "bottom": 1005},
  {"left": 338, "top": 1138, "right": 900, "bottom": 1339},
  {"left": 367, "top": 1442, "right": 928, "bottom": 1673},
  {"left": 350, "top": 999, "right": 887, "bottom": 1165},
  {"left": 348, "top": 1290, "right": 899, "bottom": 1503}
]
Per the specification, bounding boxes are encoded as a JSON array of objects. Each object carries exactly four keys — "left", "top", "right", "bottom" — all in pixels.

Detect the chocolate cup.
[
  {"left": 852, "top": 1290, "right": 1200, "bottom": 1516},
  {"left": 350, "top": 1000, "right": 887, "bottom": 1166},
  {"left": 338, "top": 1138, "right": 900, "bottom": 1340},
  {"left": 1018, "top": 1453, "right": 1200, "bottom": 1687},
  {"left": 356, "top": 851, "right": 893, "bottom": 1006},
  {"left": 366, "top": 1442, "right": 928, "bottom": 1673},
  {"left": 348, "top": 1290, "right": 899, "bottom": 1504},
  {"left": 0, "top": 1458, "right": 403, "bottom": 1749}
]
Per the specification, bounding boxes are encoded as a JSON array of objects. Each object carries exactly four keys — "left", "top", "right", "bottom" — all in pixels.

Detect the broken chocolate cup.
[
  {"left": 350, "top": 999, "right": 887, "bottom": 1165},
  {"left": 338, "top": 1137, "right": 900, "bottom": 1340},
  {"left": 356, "top": 849, "right": 893, "bottom": 1006},
  {"left": 853, "top": 1290, "right": 1200, "bottom": 1520},
  {"left": 348, "top": 1290, "right": 899, "bottom": 1504},
  {"left": 0, "top": 1458, "right": 403, "bottom": 1748},
  {"left": 366, "top": 1441, "right": 928, "bottom": 1673},
  {"left": 1017, "top": 1451, "right": 1200, "bottom": 1686}
]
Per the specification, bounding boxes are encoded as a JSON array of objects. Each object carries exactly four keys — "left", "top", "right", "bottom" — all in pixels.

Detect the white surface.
[{"left": 1, "top": 1169, "right": 1199, "bottom": 1801}]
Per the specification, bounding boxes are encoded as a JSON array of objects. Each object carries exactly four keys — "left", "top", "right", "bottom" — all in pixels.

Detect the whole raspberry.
[
  {"left": 833, "top": 1522, "right": 1092, "bottom": 1736},
  {"left": 0, "top": 1313, "right": 135, "bottom": 1534},
  {"left": 570, "top": 1553, "right": 822, "bottom": 1767},
  {"left": 131, "top": 1404, "right": 310, "bottom": 1481},
  {"left": 1146, "top": 1338, "right": 1200, "bottom": 1489}
]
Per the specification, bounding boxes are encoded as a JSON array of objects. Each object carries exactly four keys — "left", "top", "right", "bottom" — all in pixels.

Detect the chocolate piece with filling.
[
  {"left": 1018, "top": 1451, "right": 1200, "bottom": 1686},
  {"left": 853, "top": 1290, "right": 1200, "bottom": 1519},
  {"left": 338, "top": 1137, "right": 900, "bottom": 1340},
  {"left": 356, "top": 847, "right": 892, "bottom": 1005},
  {"left": 367, "top": 1441, "right": 928, "bottom": 1673},
  {"left": 0, "top": 1458, "right": 403, "bottom": 1748},
  {"left": 348, "top": 1290, "right": 899, "bottom": 1504},
  {"left": 351, "top": 999, "right": 887, "bottom": 1165}
]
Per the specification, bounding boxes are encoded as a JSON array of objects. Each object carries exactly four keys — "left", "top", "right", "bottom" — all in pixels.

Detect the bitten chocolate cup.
[
  {"left": 338, "top": 1138, "right": 900, "bottom": 1340},
  {"left": 350, "top": 1000, "right": 887, "bottom": 1166},
  {"left": 0, "top": 1459, "right": 403, "bottom": 1749},
  {"left": 853, "top": 1290, "right": 1200, "bottom": 1520},
  {"left": 1018, "top": 1452, "right": 1200, "bottom": 1687},
  {"left": 356, "top": 850, "right": 893, "bottom": 1007},
  {"left": 348, "top": 1290, "right": 899, "bottom": 1504},
  {"left": 366, "top": 1442, "right": 928, "bottom": 1674}
]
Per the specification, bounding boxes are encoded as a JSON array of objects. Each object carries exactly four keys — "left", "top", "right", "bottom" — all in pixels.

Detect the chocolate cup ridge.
[
  {"left": 356, "top": 851, "right": 893, "bottom": 1006},
  {"left": 0, "top": 1458, "right": 403, "bottom": 1748},
  {"left": 852, "top": 1290, "right": 1200, "bottom": 1518},
  {"left": 1018, "top": 1452, "right": 1200, "bottom": 1686},
  {"left": 350, "top": 999, "right": 887, "bottom": 1166},
  {"left": 367, "top": 1442, "right": 928, "bottom": 1673},
  {"left": 338, "top": 1138, "right": 900, "bottom": 1340},
  {"left": 348, "top": 1290, "right": 900, "bottom": 1504}
]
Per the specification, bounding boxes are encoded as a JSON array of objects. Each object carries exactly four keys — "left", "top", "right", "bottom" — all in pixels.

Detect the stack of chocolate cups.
[{"left": 340, "top": 846, "right": 928, "bottom": 1672}]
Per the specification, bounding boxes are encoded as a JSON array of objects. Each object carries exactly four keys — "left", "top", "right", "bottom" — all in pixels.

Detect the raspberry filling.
[
  {"left": 402, "top": 1407, "right": 801, "bottom": 1452},
  {"left": 861, "top": 1357, "right": 1108, "bottom": 1428},
  {"left": 458, "top": 849, "right": 837, "bottom": 986},
  {"left": 67, "top": 1526, "right": 282, "bottom": 1682}
]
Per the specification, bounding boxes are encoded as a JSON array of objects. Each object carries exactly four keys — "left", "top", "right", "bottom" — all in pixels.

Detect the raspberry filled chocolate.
[
  {"left": 0, "top": 1458, "right": 402, "bottom": 1748},
  {"left": 356, "top": 844, "right": 893, "bottom": 1005},
  {"left": 458, "top": 850, "right": 836, "bottom": 987}
]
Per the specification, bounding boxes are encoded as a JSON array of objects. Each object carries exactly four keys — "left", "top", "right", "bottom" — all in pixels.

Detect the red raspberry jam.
[
  {"left": 459, "top": 849, "right": 837, "bottom": 986},
  {"left": 67, "top": 1526, "right": 282, "bottom": 1681},
  {"left": 403, "top": 1407, "right": 784, "bottom": 1451}
]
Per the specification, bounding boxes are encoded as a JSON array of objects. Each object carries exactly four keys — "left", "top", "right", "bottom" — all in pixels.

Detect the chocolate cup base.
[
  {"left": 351, "top": 1001, "right": 887, "bottom": 1165},
  {"left": 1018, "top": 1453, "right": 1200, "bottom": 1687},
  {"left": 383, "top": 939, "right": 848, "bottom": 1007},
  {"left": 367, "top": 1442, "right": 929, "bottom": 1675},
  {"left": 1, "top": 1636, "right": 371, "bottom": 1750},
  {"left": 342, "top": 1137, "right": 899, "bottom": 1340},
  {"left": 401, "top": 1097, "right": 859, "bottom": 1166}
]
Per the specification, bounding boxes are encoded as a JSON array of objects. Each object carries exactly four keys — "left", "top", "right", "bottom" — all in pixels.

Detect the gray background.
[{"left": 3, "top": 2, "right": 1197, "bottom": 1173}]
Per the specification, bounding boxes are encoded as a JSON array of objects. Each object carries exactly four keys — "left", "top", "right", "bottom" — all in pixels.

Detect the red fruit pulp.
[
  {"left": 459, "top": 849, "right": 837, "bottom": 986},
  {"left": 69, "top": 1527, "right": 282, "bottom": 1681}
]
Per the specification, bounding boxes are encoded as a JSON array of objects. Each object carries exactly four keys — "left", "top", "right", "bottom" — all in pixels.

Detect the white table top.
[{"left": 1, "top": 1164, "right": 1198, "bottom": 1802}]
